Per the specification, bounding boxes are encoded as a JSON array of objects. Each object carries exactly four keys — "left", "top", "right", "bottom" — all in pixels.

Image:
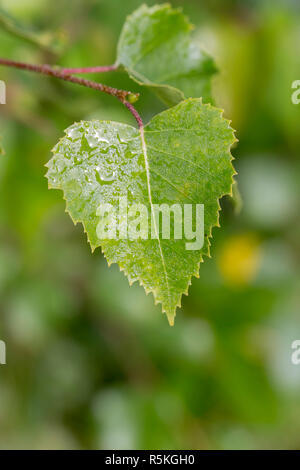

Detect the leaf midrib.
[{"left": 139, "top": 125, "right": 172, "bottom": 315}]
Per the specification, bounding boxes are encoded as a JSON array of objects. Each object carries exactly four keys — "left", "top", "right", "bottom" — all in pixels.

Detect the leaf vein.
[
  {"left": 139, "top": 127, "right": 172, "bottom": 312},
  {"left": 151, "top": 168, "right": 197, "bottom": 203}
]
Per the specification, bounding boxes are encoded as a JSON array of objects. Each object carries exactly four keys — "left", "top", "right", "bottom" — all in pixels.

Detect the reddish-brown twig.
[
  {"left": 0, "top": 57, "right": 144, "bottom": 129},
  {"left": 61, "top": 64, "right": 118, "bottom": 74}
]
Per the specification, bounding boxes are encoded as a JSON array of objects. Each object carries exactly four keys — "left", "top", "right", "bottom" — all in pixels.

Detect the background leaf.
[
  {"left": 0, "top": 7, "right": 65, "bottom": 56},
  {"left": 116, "top": 4, "right": 217, "bottom": 106},
  {"left": 46, "top": 99, "right": 236, "bottom": 324}
]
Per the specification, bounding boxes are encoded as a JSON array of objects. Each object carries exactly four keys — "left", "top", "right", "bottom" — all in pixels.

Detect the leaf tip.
[{"left": 167, "top": 314, "right": 175, "bottom": 327}]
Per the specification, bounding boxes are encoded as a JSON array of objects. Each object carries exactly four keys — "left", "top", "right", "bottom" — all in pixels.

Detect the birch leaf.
[
  {"left": 46, "top": 99, "right": 236, "bottom": 325},
  {"left": 116, "top": 4, "right": 217, "bottom": 106}
]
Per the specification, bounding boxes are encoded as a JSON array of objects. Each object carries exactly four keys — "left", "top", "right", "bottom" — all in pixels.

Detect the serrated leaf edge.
[{"left": 45, "top": 99, "right": 237, "bottom": 325}]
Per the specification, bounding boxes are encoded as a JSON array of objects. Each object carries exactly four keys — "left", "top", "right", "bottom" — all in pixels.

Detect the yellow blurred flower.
[{"left": 218, "top": 233, "right": 261, "bottom": 286}]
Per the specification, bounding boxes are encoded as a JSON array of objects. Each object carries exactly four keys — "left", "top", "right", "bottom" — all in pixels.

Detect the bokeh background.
[{"left": 0, "top": 0, "right": 299, "bottom": 450}]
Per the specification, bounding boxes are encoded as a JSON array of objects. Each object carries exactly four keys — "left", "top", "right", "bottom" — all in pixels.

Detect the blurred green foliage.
[{"left": 0, "top": 0, "right": 299, "bottom": 450}]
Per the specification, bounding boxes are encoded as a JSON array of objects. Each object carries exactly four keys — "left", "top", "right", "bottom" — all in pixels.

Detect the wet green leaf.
[
  {"left": 116, "top": 4, "right": 217, "bottom": 106},
  {"left": 46, "top": 99, "right": 236, "bottom": 324}
]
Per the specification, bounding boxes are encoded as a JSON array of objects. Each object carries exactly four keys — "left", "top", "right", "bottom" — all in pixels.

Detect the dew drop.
[
  {"left": 101, "top": 170, "right": 116, "bottom": 182},
  {"left": 86, "top": 134, "right": 99, "bottom": 148},
  {"left": 56, "top": 160, "right": 66, "bottom": 172},
  {"left": 66, "top": 127, "right": 81, "bottom": 139},
  {"left": 95, "top": 168, "right": 116, "bottom": 185}
]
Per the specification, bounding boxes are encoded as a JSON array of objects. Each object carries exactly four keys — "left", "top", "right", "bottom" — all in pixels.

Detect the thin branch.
[
  {"left": 0, "top": 57, "right": 144, "bottom": 129},
  {"left": 61, "top": 64, "right": 118, "bottom": 74},
  {"left": 0, "top": 58, "right": 135, "bottom": 102}
]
